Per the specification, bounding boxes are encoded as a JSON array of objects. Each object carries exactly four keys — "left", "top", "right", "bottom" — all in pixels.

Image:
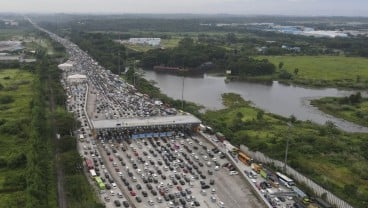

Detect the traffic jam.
[{"left": 88, "top": 129, "right": 239, "bottom": 208}]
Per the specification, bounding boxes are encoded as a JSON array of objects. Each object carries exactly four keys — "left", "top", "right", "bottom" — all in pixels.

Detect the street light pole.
[
  {"left": 181, "top": 76, "right": 185, "bottom": 110},
  {"left": 284, "top": 122, "right": 292, "bottom": 173}
]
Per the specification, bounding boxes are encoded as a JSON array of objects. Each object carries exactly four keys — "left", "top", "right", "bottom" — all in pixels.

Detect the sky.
[{"left": 0, "top": 0, "right": 367, "bottom": 16}]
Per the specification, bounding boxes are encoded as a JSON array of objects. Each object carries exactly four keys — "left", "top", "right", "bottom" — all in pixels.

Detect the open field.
[
  {"left": 0, "top": 68, "right": 34, "bottom": 207},
  {"left": 202, "top": 93, "right": 368, "bottom": 207},
  {"left": 259, "top": 55, "right": 368, "bottom": 88}
]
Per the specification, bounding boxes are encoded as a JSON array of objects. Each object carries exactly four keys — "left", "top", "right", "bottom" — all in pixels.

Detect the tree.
[
  {"left": 236, "top": 112, "right": 243, "bottom": 119},
  {"left": 278, "top": 62, "right": 284, "bottom": 69},
  {"left": 257, "top": 110, "right": 264, "bottom": 120},
  {"left": 294, "top": 68, "right": 299, "bottom": 75}
]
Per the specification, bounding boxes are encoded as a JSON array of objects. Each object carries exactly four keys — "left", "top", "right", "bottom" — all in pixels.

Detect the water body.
[{"left": 143, "top": 70, "right": 368, "bottom": 133}]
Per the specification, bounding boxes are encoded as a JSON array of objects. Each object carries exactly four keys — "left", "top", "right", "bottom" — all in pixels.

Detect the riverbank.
[
  {"left": 311, "top": 96, "right": 368, "bottom": 127},
  {"left": 202, "top": 93, "right": 368, "bottom": 208}
]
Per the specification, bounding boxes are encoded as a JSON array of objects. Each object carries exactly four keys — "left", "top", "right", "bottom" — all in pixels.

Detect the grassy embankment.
[
  {"left": 202, "top": 93, "right": 368, "bottom": 208},
  {"left": 258, "top": 55, "right": 368, "bottom": 89},
  {"left": 311, "top": 96, "right": 368, "bottom": 127}
]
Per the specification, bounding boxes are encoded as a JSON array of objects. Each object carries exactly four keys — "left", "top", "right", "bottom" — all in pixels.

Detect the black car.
[
  {"left": 209, "top": 179, "right": 215, "bottom": 185},
  {"left": 142, "top": 191, "right": 148, "bottom": 197},
  {"left": 136, "top": 184, "right": 142, "bottom": 190},
  {"left": 114, "top": 200, "right": 121, "bottom": 207},
  {"left": 151, "top": 189, "right": 157, "bottom": 196},
  {"left": 201, "top": 184, "right": 210, "bottom": 189},
  {"left": 122, "top": 201, "right": 130, "bottom": 207},
  {"left": 194, "top": 201, "right": 200, "bottom": 206}
]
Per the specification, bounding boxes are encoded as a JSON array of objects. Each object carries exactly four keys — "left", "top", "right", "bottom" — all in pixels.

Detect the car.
[
  {"left": 151, "top": 189, "right": 157, "bottom": 196},
  {"left": 136, "top": 184, "right": 142, "bottom": 190},
  {"left": 229, "top": 171, "right": 239, "bottom": 175},
  {"left": 148, "top": 199, "right": 154, "bottom": 206},
  {"left": 201, "top": 184, "right": 210, "bottom": 189},
  {"left": 117, "top": 192, "right": 123, "bottom": 198},
  {"left": 194, "top": 201, "right": 200, "bottom": 206},
  {"left": 209, "top": 179, "right": 215, "bottom": 185},
  {"left": 163, "top": 194, "right": 170, "bottom": 201},
  {"left": 136, "top": 196, "right": 142, "bottom": 203},
  {"left": 114, "top": 200, "right": 121, "bottom": 207},
  {"left": 122, "top": 201, "right": 130, "bottom": 207},
  {"left": 142, "top": 191, "right": 148, "bottom": 197},
  {"left": 130, "top": 191, "right": 136, "bottom": 196}
]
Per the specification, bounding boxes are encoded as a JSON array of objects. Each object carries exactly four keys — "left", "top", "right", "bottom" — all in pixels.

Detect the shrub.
[{"left": 0, "top": 95, "right": 14, "bottom": 104}]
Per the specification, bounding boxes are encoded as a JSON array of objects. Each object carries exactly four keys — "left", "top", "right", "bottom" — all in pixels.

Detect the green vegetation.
[
  {"left": 311, "top": 92, "right": 368, "bottom": 127},
  {"left": 259, "top": 55, "right": 368, "bottom": 89},
  {"left": 0, "top": 69, "right": 33, "bottom": 208},
  {"left": 202, "top": 93, "right": 368, "bottom": 207}
]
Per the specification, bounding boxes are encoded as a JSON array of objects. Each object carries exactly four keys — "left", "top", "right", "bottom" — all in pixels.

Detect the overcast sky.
[{"left": 0, "top": 0, "right": 367, "bottom": 16}]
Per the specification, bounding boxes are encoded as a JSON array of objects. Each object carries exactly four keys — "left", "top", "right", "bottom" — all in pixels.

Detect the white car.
[
  {"left": 101, "top": 165, "right": 105, "bottom": 169},
  {"left": 229, "top": 171, "right": 239, "bottom": 175}
]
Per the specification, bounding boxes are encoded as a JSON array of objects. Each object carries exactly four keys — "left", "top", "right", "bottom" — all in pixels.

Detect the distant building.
[
  {"left": 128, "top": 38, "right": 161, "bottom": 46},
  {"left": 282, "top": 45, "right": 301, "bottom": 52}
]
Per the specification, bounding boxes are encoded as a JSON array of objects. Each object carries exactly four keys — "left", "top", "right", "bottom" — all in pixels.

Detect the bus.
[
  {"left": 238, "top": 152, "right": 253, "bottom": 166},
  {"left": 98, "top": 182, "right": 106, "bottom": 190},
  {"left": 95, "top": 177, "right": 103, "bottom": 184},
  {"left": 276, "top": 172, "right": 295, "bottom": 188}
]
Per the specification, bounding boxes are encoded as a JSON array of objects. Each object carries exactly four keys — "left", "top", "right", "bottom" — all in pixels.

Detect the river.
[{"left": 142, "top": 70, "right": 368, "bottom": 133}]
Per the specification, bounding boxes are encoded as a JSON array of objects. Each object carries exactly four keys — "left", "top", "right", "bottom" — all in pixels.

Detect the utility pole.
[
  {"left": 118, "top": 33, "right": 121, "bottom": 75},
  {"left": 133, "top": 60, "right": 136, "bottom": 86},
  {"left": 181, "top": 76, "right": 185, "bottom": 110},
  {"left": 283, "top": 122, "right": 292, "bottom": 173}
]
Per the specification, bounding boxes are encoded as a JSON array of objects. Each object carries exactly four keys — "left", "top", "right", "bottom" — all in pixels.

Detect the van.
[{"left": 110, "top": 190, "right": 115, "bottom": 196}]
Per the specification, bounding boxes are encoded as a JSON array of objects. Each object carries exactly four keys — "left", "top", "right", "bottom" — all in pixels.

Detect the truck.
[
  {"left": 85, "top": 159, "right": 94, "bottom": 169},
  {"left": 251, "top": 163, "right": 262, "bottom": 173}
]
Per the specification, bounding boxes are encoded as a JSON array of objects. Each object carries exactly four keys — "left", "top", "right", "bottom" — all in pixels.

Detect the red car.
[
  {"left": 130, "top": 191, "right": 136, "bottom": 196},
  {"left": 109, "top": 156, "right": 113, "bottom": 161}
]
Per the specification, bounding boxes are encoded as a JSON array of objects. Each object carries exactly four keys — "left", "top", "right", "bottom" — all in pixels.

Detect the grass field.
[
  {"left": 258, "top": 55, "right": 368, "bottom": 88},
  {"left": 124, "top": 37, "right": 181, "bottom": 52},
  {"left": 0, "top": 68, "right": 34, "bottom": 207},
  {"left": 202, "top": 93, "right": 368, "bottom": 207}
]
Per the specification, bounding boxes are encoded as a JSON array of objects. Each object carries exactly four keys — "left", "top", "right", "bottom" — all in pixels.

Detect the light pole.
[
  {"left": 283, "top": 122, "right": 292, "bottom": 173},
  {"left": 181, "top": 76, "right": 185, "bottom": 110}
]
